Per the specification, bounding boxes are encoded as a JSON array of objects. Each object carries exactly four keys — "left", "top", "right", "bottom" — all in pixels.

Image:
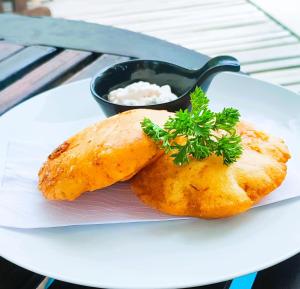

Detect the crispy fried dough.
[
  {"left": 131, "top": 122, "right": 291, "bottom": 218},
  {"left": 38, "top": 109, "right": 172, "bottom": 200}
]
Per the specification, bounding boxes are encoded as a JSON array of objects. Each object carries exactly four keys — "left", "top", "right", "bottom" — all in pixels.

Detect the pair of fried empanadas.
[{"left": 39, "top": 110, "right": 290, "bottom": 218}]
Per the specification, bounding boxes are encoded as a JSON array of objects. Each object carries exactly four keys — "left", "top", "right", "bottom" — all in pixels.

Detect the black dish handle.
[{"left": 196, "top": 55, "right": 240, "bottom": 91}]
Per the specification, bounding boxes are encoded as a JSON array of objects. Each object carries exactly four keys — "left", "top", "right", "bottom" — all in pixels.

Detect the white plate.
[{"left": 0, "top": 73, "right": 299, "bottom": 289}]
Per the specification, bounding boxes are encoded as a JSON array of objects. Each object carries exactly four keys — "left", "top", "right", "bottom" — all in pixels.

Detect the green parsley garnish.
[{"left": 141, "top": 87, "right": 243, "bottom": 166}]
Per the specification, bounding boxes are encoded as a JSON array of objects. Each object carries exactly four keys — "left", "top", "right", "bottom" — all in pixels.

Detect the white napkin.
[{"left": 0, "top": 141, "right": 299, "bottom": 229}]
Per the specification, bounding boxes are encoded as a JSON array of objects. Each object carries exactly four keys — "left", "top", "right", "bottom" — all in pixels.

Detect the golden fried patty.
[
  {"left": 131, "top": 122, "right": 291, "bottom": 218},
  {"left": 38, "top": 109, "right": 172, "bottom": 200}
]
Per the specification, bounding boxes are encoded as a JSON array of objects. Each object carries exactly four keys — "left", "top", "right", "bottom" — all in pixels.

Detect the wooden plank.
[
  {"left": 54, "top": 0, "right": 245, "bottom": 20},
  {"left": 284, "top": 83, "right": 300, "bottom": 93},
  {"left": 0, "top": 45, "right": 57, "bottom": 89},
  {"left": 252, "top": 253, "right": 300, "bottom": 289},
  {"left": 37, "top": 278, "right": 52, "bottom": 289},
  {"left": 125, "top": 12, "right": 265, "bottom": 34},
  {"left": 97, "top": 2, "right": 257, "bottom": 26},
  {"left": 0, "top": 41, "right": 23, "bottom": 62},
  {"left": 50, "top": 0, "right": 241, "bottom": 21},
  {"left": 153, "top": 22, "right": 282, "bottom": 43},
  {"left": 66, "top": 54, "right": 130, "bottom": 83},
  {"left": 0, "top": 49, "right": 93, "bottom": 115},
  {"left": 134, "top": 14, "right": 267, "bottom": 34},
  {"left": 243, "top": 57, "right": 300, "bottom": 74},
  {"left": 121, "top": 8, "right": 263, "bottom": 32},
  {"left": 98, "top": 3, "right": 256, "bottom": 27},
  {"left": 182, "top": 30, "right": 289, "bottom": 49},
  {"left": 205, "top": 36, "right": 297, "bottom": 55},
  {"left": 231, "top": 43, "right": 300, "bottom": 64},
  {"left": 253, "top": 67, "right": 300, "bottom": 85}
]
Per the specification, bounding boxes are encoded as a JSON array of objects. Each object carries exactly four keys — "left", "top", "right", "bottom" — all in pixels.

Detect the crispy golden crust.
[
  {"left": 131, "top": 122, "right": 291, "bottom": 218},
  {"left": 38, "top": 109, "right": 172, "bottom": 201}
]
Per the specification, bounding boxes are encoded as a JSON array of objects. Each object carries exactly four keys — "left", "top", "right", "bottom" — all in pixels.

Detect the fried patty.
[
  {"left": 131, "top": 122, "right": 291, "bottom": 218},
  {"left": 38, "top": 109, "right": 172, "bottom": 200}
]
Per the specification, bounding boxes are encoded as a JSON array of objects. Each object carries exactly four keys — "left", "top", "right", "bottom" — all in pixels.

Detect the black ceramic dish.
[{"left": 90, "top": 55, "right": 240, "bottom": 116}]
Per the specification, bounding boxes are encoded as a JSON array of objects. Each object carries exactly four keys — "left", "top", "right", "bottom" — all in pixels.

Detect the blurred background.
[{"left": 1, "top": 0, "right": 299, "bottom": 93}]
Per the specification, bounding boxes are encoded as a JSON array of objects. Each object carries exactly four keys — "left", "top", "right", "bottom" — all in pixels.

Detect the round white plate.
[{"left": 0, "top": 73, "right": 299, "bottom": 289}]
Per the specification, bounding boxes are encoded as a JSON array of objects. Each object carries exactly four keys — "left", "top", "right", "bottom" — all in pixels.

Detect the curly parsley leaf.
[{"left": 141, "top": 87, "right": 243, "bottom": 165}]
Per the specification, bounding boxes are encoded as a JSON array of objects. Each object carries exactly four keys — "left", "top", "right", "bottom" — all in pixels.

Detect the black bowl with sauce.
[{"left": 90, "top": 57, "right": 240, "bottom": 116}]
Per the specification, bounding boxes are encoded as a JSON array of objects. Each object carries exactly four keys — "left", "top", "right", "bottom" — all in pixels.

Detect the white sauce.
[{"left": 107, "top": 81, "right": 177, "bottom": 106}]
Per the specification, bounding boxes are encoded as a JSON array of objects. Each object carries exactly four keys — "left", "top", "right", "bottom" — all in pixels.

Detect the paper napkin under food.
[{"left": 0, "top": 141, "right": 299, "bottom": 229}]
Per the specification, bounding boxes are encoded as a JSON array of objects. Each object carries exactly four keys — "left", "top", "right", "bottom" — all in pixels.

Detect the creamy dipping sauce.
[{"left": 107, "top": 81, "right": 177, "bottom": 106}]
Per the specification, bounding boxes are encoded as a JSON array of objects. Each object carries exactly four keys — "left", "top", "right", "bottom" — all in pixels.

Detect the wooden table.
[
  {"left": 45, "top": 0, "right": 300, "bottom": 94},
  {"left": 0, "top": 14, "right": 299, "bottom": 289}
]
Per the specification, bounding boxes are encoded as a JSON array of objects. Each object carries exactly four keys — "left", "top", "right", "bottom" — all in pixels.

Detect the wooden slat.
[
  {"left": 186, "top": 30, "right": 290, "bottom": 50},
  {"left": 231, "top": 43, "right": 300, "bottom": 64},
  {"left": 140, "top": 14, "right": 267, "bottom": 34},
  {"left": 101, "top": 4, "right": 261, "bottom": 28},
  {"left": 124, "top": 12, "right": 265, "bottom": 34},
  {"left": 284, "top": 83, "right": 300, "bottom": 93},
  {"left": 0, "top": 41, "right": 23, "bottom": 62},
  {"left": 205, "top": 36, "right": 297, "bottom": 55},
  {"left": 0, "top": 45, "right": 57, "bottom": 89},
  {"left": 56, "top": 0, "right": 245, "bottom": 20},
  {"left": 37, "top": 278, "right": 52, "bottom": 289},
  {"left": 97, "top": 0, "right": 237, "bottom": 5},
  {"left": 66, "top": 54, "right": 130, "bottom": 83},
  {"left": 252, "top": 253, "right": 300, "bottom": 289},
  {"left": 152, "top": 22, "right": 282, "bottom": 43},
  {"left": 0, "top": 49, "right": 93, "bottom": 115},
  {"left": 253, "top": 67, "right": 300, "bottom": 85},
  {"left": 243, "top": 57, "right": 300, "bottom": 74}
]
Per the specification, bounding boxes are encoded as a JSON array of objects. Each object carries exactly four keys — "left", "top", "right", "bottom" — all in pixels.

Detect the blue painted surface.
[
  {"left": 230, "top": 273, "right": 257, "bottom": 289},
  {"left": 45, "top": 278, "right": 55, "bottom": 289}
]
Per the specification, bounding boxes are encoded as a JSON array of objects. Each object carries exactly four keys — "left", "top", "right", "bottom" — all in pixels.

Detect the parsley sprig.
[{"left": 141, "top": 87, "right": 243, "bottom": 165}]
